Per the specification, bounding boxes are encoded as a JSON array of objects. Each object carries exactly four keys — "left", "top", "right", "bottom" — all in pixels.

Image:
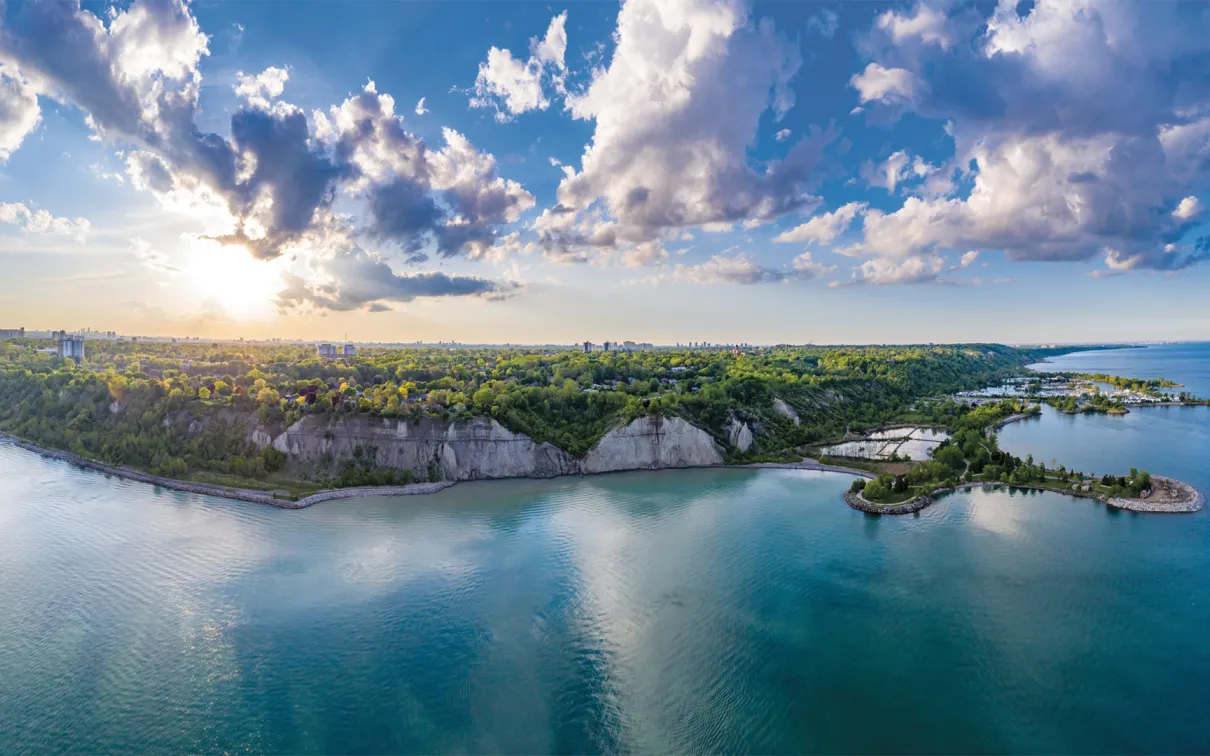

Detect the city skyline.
[{"left": 1, "top": 0, "right": 1209, "bottom": 344}]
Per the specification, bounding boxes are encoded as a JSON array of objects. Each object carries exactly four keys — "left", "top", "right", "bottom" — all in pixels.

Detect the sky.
[{"left": 0, "top": 0, "right": 1209, "bottom": 345}]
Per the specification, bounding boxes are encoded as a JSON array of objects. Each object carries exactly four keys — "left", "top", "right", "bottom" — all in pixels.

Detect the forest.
[{"left": 0, "top": 337, "right": 1081, "bottom": 487}]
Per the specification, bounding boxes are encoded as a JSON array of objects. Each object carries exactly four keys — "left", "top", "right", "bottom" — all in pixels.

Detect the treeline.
[{"left": 0, "top": 338, "right": 1061, "bottom": 484}]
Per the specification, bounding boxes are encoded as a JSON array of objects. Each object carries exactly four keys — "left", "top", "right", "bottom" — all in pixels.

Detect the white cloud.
[
  {"left": 850, "top": 63, "right": 919, "bottom": 105},
  {"left": 672, "top": 253, "right": 793, "bottom": 285},
  {"left": 844, "top": 0, "right": 1210, "bottom": 273},
  {"left": 774, "top": 202, "right": 865, "bottom": 244},
  {"left": 0, "top": 202, "right": 89, "bottom": 241},
  {"left": 414, "top": 96, "right": 427, "bottom": 116},
  {"left": 533, "top": 11, "right": 568, "bottom": 70},
  {"left": 0, "top": 0, "right": 535, "bottom": 310},
  {"left": 233, "top": 66, "right": 289, "bottom": 109},
  {"left": 791, "top": 251, "right": 836, "bottom": 277},
  {"left": 0, "top": 65, "right": 40, "bottom": 161},
  {"left": 875, "top": 2, "right": 953, "bottom": 50},
  {"left": 775, "top": 128, "right": 791, "bottom": 142},
  {"left": 848, "top": 255, "right": 945, "bottom": 285},
  {"left": 958, "top": 250, "right": 979, "bottom": 268},
  {"left": 861, "top": 150, "right": 912, "bottom": 193},
  {"left": 1173, "top": 196, "right": 1204, "bottom": 221},
  {"left": 470, "top": 11, "right": 568, "bottom": 121},
  {"left": 547, "top": 0, "right": 830, "bottom": 261}
]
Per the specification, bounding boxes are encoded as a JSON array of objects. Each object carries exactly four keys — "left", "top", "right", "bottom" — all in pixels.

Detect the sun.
[{"left": 185, "top": 241, "right": 282, "bottom": 319}]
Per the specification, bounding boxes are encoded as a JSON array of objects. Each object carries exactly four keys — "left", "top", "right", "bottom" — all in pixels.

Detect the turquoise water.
[{"left": 3, "top": 437, "right": 1210, "bottom": 753}]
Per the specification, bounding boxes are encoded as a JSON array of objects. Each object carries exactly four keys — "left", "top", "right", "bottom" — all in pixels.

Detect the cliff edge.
[{"left": 268, "top": 413, "right": 725, "bottom": 482}]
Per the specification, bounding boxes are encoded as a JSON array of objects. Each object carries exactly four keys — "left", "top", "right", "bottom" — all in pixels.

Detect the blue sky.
[{"left": 0, "top": 0, "right": 1208, "bottom": 344}]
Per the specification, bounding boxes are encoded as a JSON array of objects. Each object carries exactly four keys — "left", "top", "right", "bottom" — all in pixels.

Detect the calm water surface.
[
  {"left": 3, "top": 433, "right": 1210, "bottom": 753},
  {"left": 1030, "top": 341, "right": 1210, "bottom": 396}
]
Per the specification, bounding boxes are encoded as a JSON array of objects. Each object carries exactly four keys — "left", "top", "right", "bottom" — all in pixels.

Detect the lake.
[
  {"left": 1030, "top": 342, "right": 1210, "bottom": 397},
  {"left": 3, "top": 412, "right": 1210, "bottom": 753}
]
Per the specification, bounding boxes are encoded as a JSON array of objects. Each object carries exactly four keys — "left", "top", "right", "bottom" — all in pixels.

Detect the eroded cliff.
[{"left": 265, "top": 413, "right": 726, "bottom": 481}]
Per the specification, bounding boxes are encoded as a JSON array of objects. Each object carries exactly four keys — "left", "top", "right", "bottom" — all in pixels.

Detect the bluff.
[{"left": 266, "top": 413, "right": 726, "bottom": 482}]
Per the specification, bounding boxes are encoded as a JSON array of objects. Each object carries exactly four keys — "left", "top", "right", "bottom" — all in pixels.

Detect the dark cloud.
[{"left": 278, "top": 246, "right": 520, "bottom": 312}]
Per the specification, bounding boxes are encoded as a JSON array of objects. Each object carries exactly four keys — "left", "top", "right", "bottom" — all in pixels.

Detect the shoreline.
[
  {"left": 4, "top": 432, "right": 1199, "bottom": 516},
  {"left": 846, "top": 478, "right": 1204, "bottom": 516},
  {"left": 0, "top": 432, "right": 454, "bottom": 508},
  {"left": 0, "top": 432, "right": 876, "bottom": 509}
]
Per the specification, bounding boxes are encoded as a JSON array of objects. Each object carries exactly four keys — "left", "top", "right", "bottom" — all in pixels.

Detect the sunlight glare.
[{"left": 185, "top": 241, "right": 282, "bottom": 319}]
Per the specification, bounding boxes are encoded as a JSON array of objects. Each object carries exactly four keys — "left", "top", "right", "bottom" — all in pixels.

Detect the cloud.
[
  {"left": 233, "top": 66, "right": 289, "bottom": 109},
  {"left": 774, "top": 202, "right": 865, "bottom": 244},
  {"left": 860, "top": 150, "right": 941, "bottom": 194},
  {"left": 544, "top": 0, "right": 832, "bottom": 261},
  {"left": 790, "top": 251, "right": 836, "bottom": 278},
  {"left": 1173, "top": 196, "right": 1204, "bottom": 221},
  {"left": 470, "top": 11, "right": 568, "bottom": 121},
  {"left": 277, "top": 243, "right": 519, "bottom": 312},
  {"left": 846, "top": 255, "right": 945, "bottom": 285},
  {"left": 775, "top": 128, "right": 791, "bottom": 142},
  {"left": 131, "top": 237, "right": 177, "bottom": 272},
  {"left": 0, "top": 202, "right": 89, "bottom": 241},
  {"left": 313, "top": 82, "right": 535, "bottom": 260},
  {"left": 875, "top": 1, "right": 952, "bottom": 50},
  {"left": 808, "top": 9, "right": 840, "bottom": 39},
  {"left": 957, "top": 250, "right": 978, "bottom": 268},
  {"left": 229, "top": 23, "right": 245, "bottom": 52},
  {"left": 0, "top": 65, "right": 40, "bottom": 160},
  {"left": 672, "top": 253, "right": 794, "bottom": 285},
  {"left": 414, "top": 97, "right": 427, "bottom": 116},
  {"left": 0, "top": 3, "right": 531, "bottom": 267},
  {"left": 844, "top": 0, "right": 1210, "bottom": 273},
  {"left": 1, "top": 0, "right": 209, "bottom": 144},
  {"left": 850, "top": 63, "right": 919, "bottom": 106}
]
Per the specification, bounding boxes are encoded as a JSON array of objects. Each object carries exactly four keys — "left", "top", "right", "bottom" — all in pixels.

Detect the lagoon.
[{"left": 3, "top": 429, "right": 1210, "bottom": 753}]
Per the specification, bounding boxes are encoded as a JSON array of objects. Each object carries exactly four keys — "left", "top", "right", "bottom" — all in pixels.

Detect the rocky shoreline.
[
  {"left": 4, "top": 431, "right": 1199, "bottom": 515},
  {"left": 0, "top": 431, "right": 876, "bottom": 510},
  {"left": 845, "top": 490, "right": 933, "bottom": 514},
  {"left": 992, "top": 411, "right": 1042, "bottom": 429},
  {"left": 0, "top": 432, "right": 453, "bottom": 509},
  {"left": 845, "top": 479, "right": 1204, "bottom": 516}
]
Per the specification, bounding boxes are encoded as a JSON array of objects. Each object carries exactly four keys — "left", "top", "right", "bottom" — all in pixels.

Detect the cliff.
[
  {"left": 580, "top": 415, "right": 725, "bottom": 473},
  {"left": 267, "top": 413, "right": 725, "bottom": 482},
  {"left": 271, "top": 415, "right": 578, "bottom": 481}
]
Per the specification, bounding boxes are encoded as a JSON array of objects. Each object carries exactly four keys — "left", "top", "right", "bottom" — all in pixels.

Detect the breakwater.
[{"left": 845, "top": 479, "right": 1204, "bottom": 516}]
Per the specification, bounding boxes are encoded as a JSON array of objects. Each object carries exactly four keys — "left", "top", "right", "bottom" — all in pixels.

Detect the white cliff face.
[
  {"left": 580, "top": 415, "right": 725, "bottom": 473},
  {"left": 725, "top": 417, "right": 755, "bottom": 453},
  {"left": 271, "top": 415, "right": 577, "bottom": 480},
  {"left": 266, "top": 413, "right": 723, "bottom": 481},
  {"left": 772, "top": 397, "right": 800, "bottom": 426}
]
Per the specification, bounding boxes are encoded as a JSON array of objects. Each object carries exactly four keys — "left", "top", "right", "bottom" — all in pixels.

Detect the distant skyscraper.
[{"left": 58, "top": 333, "right": 84, "bottom": 360}]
